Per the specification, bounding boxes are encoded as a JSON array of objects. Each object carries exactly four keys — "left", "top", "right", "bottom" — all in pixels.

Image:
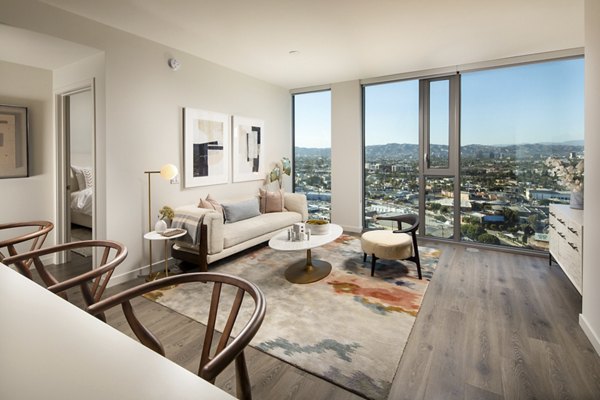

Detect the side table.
[{"left": 143, "top": 229, "right": 187, "bottom": 281}]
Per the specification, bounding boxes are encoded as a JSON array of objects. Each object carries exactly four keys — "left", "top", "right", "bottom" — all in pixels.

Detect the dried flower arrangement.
[{"left": 158, "top": 205, "right": 175, "bottom": 220}]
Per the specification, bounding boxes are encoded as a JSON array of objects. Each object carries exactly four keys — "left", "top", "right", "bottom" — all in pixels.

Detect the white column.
[{"left": 331, "top": 80, "right": 363, "bottom": 232}]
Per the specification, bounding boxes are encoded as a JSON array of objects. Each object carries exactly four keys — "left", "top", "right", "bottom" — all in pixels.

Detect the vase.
[
  {"left": 155, "top": 219, "right": 168, "bottom": 233},
  {"left": 570, "top": 190, "right": 584, "bottom": 209}
]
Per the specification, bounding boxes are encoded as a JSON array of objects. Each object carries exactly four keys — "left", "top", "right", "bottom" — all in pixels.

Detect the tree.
[{"left": 478, "top": 233, "right": 500, "bottom": 245}]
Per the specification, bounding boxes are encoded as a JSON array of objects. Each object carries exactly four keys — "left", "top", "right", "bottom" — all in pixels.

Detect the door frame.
[
  {"left": 56, "top": 79, "right": 96, "bottom": 263},
  {"left": 418, "top": 74, "right": 461, "bottom": 239}
]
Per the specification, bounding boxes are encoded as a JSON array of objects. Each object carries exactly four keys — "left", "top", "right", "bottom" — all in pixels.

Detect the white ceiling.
[
  {"left": 0, "top": 23, "right": 100, "bottom": 70},
  {"left": 38, "top": 0, "right": 583, "bottom": 89}
]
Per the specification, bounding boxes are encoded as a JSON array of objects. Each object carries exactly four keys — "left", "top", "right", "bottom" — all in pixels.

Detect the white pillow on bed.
[{"left": 71, "top": 165, "right": 94, "bottom": 189}]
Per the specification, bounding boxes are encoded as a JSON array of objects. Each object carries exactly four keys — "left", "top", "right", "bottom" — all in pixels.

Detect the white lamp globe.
[{"left": 159, "top": 164, "right": 178, "bottom": 180}]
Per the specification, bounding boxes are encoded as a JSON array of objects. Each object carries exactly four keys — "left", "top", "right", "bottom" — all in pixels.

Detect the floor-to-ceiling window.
[
  {"left": 460, "top": 58, "right": 584, "bottom": 250},
  {"left": 293, "top": 90, "right": 332, "bottom": 220},
  {"left": 363, "top": 56, "right": 584, "bottom": 251},
  {"left": 364, "top": 80, "right": 419, "bottom": 229}
]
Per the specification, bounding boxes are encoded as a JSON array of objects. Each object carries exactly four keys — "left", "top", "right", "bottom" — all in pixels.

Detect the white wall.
[
  {"left": 331, "top": 81, "right": 363, "bottom": 232},
  {"left": 1, "top": 0, "right": 291, "bottom": 283},
  {"left": 580, "top": 0, "right": 600, "bottom": 354},
  {"left": 0, "top": 60, "right": 54, "bottom": 250}
]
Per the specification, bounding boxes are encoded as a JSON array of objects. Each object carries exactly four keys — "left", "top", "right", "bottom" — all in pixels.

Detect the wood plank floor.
[{"left": 36, "top": 242, "right": 600, "bottom": 399}]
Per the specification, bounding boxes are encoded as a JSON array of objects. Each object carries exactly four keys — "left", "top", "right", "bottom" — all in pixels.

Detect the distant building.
[
  {"left": 306, "top": 192, "right": 332, "bottom": 201},
  {"left": 526, "top": 189, "right": 570, "bottom": 201}
]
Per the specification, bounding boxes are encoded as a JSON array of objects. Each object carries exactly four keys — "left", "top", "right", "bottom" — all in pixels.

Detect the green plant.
[{"left": 268, "top": 157, "right": 291, "bottom": 188}]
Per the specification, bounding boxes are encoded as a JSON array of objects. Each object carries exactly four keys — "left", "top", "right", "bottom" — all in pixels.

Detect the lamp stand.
[{"left": 145, "top": 170, "right": 160, "bottom": 281}]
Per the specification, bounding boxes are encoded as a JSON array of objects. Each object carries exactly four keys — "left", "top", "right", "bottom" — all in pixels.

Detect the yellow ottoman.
[{"left": 361, "top": 230, "right": 422, "bottom": 279}]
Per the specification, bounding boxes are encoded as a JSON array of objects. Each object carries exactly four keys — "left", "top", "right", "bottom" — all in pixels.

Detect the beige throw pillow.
[
  {"left": 198, "top": 194, "right": 224, "bottom": 215},
  {"left": 259, "top": 188, "right": 284, "bottom": 213}
]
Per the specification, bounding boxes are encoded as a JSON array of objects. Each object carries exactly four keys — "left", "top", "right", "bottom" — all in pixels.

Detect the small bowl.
[{"left": 306, "top": 220, "right": 330, "bottom": 235}]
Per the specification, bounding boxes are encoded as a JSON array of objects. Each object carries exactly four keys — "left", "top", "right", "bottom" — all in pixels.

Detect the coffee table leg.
[{"left": 285, "top": 249, "right": 332, "bottom": 284}]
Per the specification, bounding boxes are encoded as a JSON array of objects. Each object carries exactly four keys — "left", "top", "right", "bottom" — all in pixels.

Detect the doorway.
[{"left": 57, "top": 82, "right": 95, "bottom": 261}]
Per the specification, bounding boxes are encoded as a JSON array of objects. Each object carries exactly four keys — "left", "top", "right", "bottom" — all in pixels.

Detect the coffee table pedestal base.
[{"left": 285, "top": 249, "right": 332, "bottom": 284}]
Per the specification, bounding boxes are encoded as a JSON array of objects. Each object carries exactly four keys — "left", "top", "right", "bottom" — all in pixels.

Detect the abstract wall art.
[
  {"left": 232, "top": 116, "right": 264, "bottom": 182},
  {"left": 0, "top": 105, "right": 28, "bottom": 179},
  {"left": 183, "top": 108, "right": 230, "bottom": 188}
]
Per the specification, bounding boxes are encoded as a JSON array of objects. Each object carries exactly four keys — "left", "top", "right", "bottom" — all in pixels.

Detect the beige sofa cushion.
[{"left": 223, "top": 211, "right": 301, "bottom": 249}]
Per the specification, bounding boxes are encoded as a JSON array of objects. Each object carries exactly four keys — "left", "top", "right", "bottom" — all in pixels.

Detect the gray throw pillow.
[{"left": 222, "top": 198, "right": 261, "bottom": 223}]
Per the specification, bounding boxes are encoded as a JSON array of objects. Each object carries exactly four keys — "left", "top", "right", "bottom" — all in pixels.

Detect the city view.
[{"left": 295, "top": 141, "right": 583, "bottom": 250}]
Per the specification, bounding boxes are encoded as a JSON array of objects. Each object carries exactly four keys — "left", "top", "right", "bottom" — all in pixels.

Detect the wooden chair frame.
[
  {"left": 87, "top": 272, "right": 266, "bottom": 400},
  {"left": 2, "top": 240, "right": 128, "bottom": 320},
  {"left": 0, "top": 221, "right": 54, "bottom": 276}
]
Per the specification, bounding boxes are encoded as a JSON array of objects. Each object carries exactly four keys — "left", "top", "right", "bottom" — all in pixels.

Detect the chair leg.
[
  {"left": 235, "top": 350, "right": 252, "bottom": 400},
  {"left": 363, "top": 252, "right": 367, "bottom": 262},
  {"left": 411, "top": 232, "right": 422, "bottom": 280},
  {"left": 371, "top": 254, "right": 377, "bottom": 276}
]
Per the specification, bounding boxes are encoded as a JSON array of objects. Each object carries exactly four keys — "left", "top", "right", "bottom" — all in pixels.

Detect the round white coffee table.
[
  {"left": 268, "top": 223, "right": 343, "bottom": 284},
  {"left": 144, "top": 229, "right": 187, "bottom": 280}
]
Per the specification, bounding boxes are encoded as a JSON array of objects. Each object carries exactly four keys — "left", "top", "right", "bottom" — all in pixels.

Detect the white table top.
[
  {"left": 0, "top": 264, "right": 235, "bottom": 400},
  {"left": 269, "top": 223, "right": 343, "bottom": 251},
  {"left": 144, "top": 229, "right": 187, "bottom": 241}
]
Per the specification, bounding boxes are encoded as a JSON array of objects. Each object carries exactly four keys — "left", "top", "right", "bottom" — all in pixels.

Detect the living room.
[{"left": 1, "top": 1, "right": 600, "bottom": 399}]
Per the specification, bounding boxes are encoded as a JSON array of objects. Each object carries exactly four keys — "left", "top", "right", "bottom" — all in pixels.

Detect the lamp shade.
[{"left": 159, "top": 164, "right": 178, "bottom": 180}]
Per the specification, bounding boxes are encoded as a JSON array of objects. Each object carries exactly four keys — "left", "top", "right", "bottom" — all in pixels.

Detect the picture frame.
[
  {"left": 0, "top": 105, "right": 29, "bottom": 179},
  {"left": 232, "top": 116, "right": 265, "bottom": 183},
  {"left": 183, "top": 107, "right": 230, "bottom": 188}
]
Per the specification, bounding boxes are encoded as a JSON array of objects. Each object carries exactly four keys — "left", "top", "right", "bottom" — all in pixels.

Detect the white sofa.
[{"left": 171, "top": 193, "right": 308, "bottom": 270}]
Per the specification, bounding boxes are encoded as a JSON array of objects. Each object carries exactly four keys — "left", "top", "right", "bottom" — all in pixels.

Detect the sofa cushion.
[
  {"left": 223, "top": 211, "right": 301, "bottom": 248},
  {"left": 222, "top": 198, "right": 261, "bottom": 223},
  {"left": 259, "top": 188, "right": 285, "bottom": 213},
  {"left": 198, "top": 194, "right": 223, "bottom": 215}
]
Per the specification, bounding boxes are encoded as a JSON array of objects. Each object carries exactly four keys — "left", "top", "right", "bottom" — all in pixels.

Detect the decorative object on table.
[
  {"left": 306, "top": 219, "right": 330, "bottom": 235},
  {"left": 232, "top": 115, "right": 264, "bottom": 182},
  {"left": 289, "top": 222, "right": 307, "bottom": 241},
  {"left": 156, "top": 205, "right": 174, "bottom": 232},
  {"left": 0, "top": 104, "right": 29, "bottom": 179},
  {"left": 545, "top": 156, "right": 584, "bottom": 209},
  {"left": 145, "top": 235, "right": 441, "bottom": 400},
  {"left": 183, "top": 108, "right": 230, "bottom": 188},
  {"left": 154, "top": 219, "right": 167, "bottom": 233},
  {"left": 160, "top": 228, "right": 186, "bottom": 238},
  {"left": 267, "top": 156, "right": 291, "bottom": 189},
  {"left": 145, "top": 164, "right": 179, "bottom": 278}
]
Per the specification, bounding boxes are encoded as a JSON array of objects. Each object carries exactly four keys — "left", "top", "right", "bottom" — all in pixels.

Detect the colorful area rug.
[{"left": 147, "top": 234, "right": 439, "bottom": 400}]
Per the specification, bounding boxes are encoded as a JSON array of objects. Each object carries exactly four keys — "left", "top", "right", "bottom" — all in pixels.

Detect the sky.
[{"left": 294, "top": 58, "right": 584, "bottom": 148}]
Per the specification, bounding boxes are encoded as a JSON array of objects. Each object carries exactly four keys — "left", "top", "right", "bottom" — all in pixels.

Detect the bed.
[{"left": 70, "top": 166, "right": 93, "bottom": 228}]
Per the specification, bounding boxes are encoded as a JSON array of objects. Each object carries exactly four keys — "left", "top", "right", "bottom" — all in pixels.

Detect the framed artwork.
[
  {"left": 183, "top": 108, "right": 230, "bottom": 188},
  {"left": 0, "top": 105, "right": 28, "bottom": 179},
  {"left": 232, "top": 116, "right": 264, "bottom": 182}
]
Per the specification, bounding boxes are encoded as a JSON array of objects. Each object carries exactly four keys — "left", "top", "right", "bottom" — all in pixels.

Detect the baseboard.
[
  {"left": 579, "top": 313, "right": 600, "bottom": 356},
  {"left": 108, "top": 259, "right": 173, "bottom": 287},
  {"left": 341, "top": 224, "right": 362, "bottom": 233}
]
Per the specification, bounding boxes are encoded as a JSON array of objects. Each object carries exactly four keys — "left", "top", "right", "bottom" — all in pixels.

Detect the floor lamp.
[{"left": 145, "top": 164, "right": 178, "bottom": 280}]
